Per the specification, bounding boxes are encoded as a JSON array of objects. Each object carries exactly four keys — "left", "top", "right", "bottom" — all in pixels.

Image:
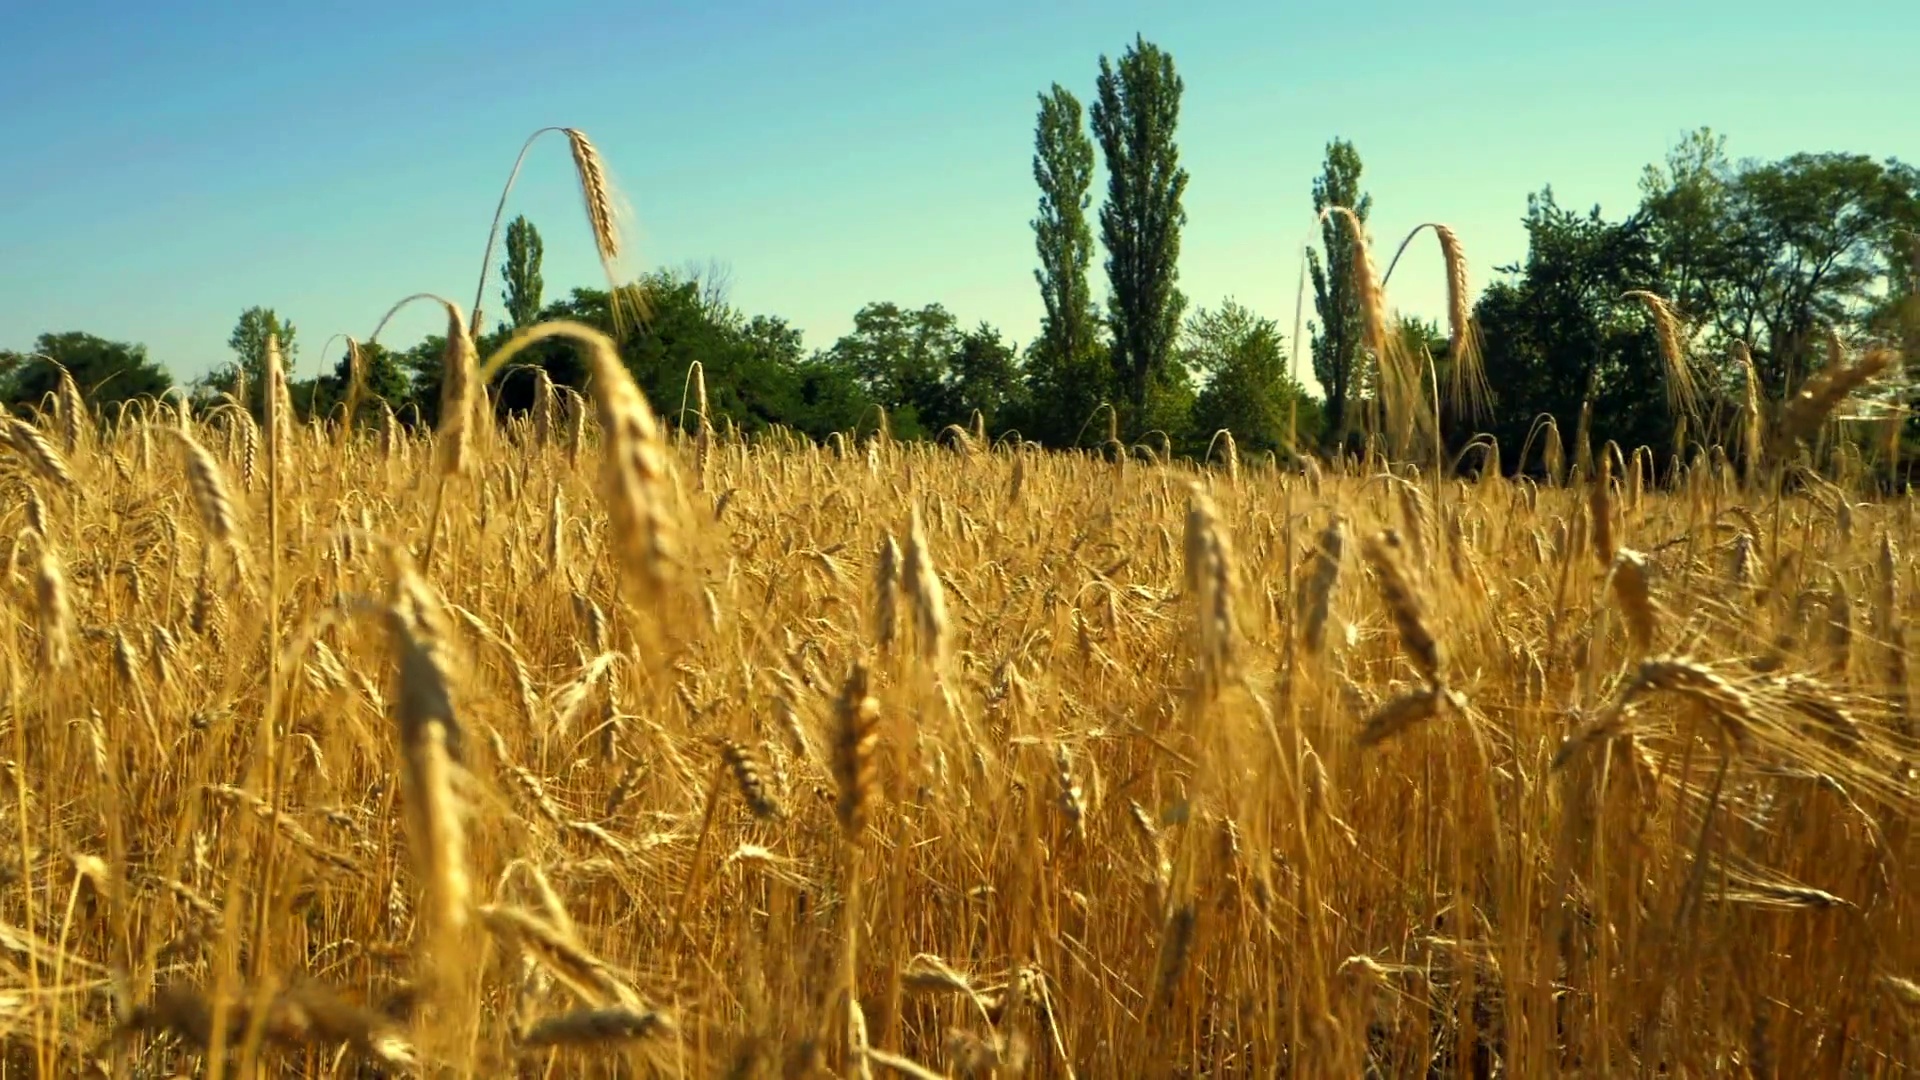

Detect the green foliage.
[
  {"left": 501, "top": 215, "right": 545, "bottom": 331},
  {"left": 1027, "top": 84, "right": 1107, "bottom": 445},
  {"left": 211, "top": 306, "right": 298, "bottom": 414},
  {"left": 1474, "top": 190, "right": 1673, "bottom": 469},
  {"left": 946, "top": 323, "right": 1027, "bottom": 435},
  {"left": 1091, "top": 35, "right": 1188, "bottom": 432},
  {"left": 1184, "top": 300, "right": 1322, "bottom": 456},
  {"left": 821, "top": 302, "right": 961, "bottom": 439},
  {"left": 19, "top": 104, "right": 1914, "bottom": 477},
  {"left": 1639, "top": 134, "right": 1920, "bottom": 398},
  {"left": 1307, "top": 139, "right": 1371, "bottom": 449},
  {"left": 0, "top": 332, "right": 173, "bottom": 414},
  {"left": 305, "top": 341, "right": 410, "bottom": 426},
  {"left": 469, "top": 272, "right": 873, "bottom": 444}
]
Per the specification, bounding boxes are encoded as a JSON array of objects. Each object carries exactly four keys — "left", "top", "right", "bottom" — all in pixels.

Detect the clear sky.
[{"left": 2, "top": 0, "right": 1915, "bottom": 392}]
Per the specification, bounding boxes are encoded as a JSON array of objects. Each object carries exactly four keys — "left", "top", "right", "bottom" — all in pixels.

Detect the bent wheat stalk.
[{"left": 468, "top": 126, "right": 633, "bottom": 340}]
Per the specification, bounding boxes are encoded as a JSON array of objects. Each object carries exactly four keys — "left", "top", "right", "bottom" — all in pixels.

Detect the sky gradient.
[{"left": 3, "top": 0, "right": 1915, "bottom": 393}]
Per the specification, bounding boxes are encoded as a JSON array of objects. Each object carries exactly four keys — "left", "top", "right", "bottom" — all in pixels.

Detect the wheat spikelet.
[
  {"left": 436, "top": 302, "right": 477, "bottom": 478},
  {"left": 1361, "top": 530, "right": 1443, "bottom": 687},
  {"left": 3, "top": 418, "right": 75, "bottom": 488},
  {"left": 903, "top": 505, "right": 949, "bottom": 666},
  {"left": 1326, "top": 206, "right": 1425, "bottom": 455},
  {"left": 1733, "top": 341, "right": 1764, "bottom": 479},
  {"left": 266, "top": 331, "right": 292, "bottom": 472},
  {"left": 1880, "top": 974, "right": 1920, "bottom": 1010},
  {"left": 1298, "top": 514, "right": 1346, "bottom": 654},
  {"left": 384, "top": 566, "right": 472, "bottom": 1013},
  {"left": 378, "top": 400, "right": 399, "bottom": 461},
  {"left": 564, "top": 389, "right": 587, "bottom": 466},
  {"left": 1359, "top": 685, "right": 1459, "bottom": 746},
  {"left": 54, "top": 365, "right": 86, "bottom": 453},
  {"left": 1152, "top": 903, "right": 1198, "bottom": 1008},
  {"left": 170, "top": 427, "right": 241, "bottom": 553},
  {"left": 563, "top": 129, "right": 620, "bottom": 268},
  {"left": 900, "top": 954, "right": 978, "bottom": 1001},
  {"left": 1623, "top": 290, "right": 1700, "bottom": 422},
  {"left": 1183, "top": 484, "right": 1239, "bottom": 688},
  {"left": 34, "top": 543, "right": 72, "bottom": 672},
  {"left": 1590, "top": 451, "right": 1616, "bottom": 566},
  {"left": 832, "top": 662, "right": 880, "bottom": 840},
  {"left": 1777, "top": 347, "right": 1894, "bottom": 452},
  {"left": 480, "top": 904, "right": 637, "bottom": 1008},
  {"left": 1395, "top": 481, "right": 1429, "bottom": 571},
  {"left": 572, "top": 331, "right": 681, "bottom": 608},
  {"left": 1610, "top": 548, "right": 1656, "bottom": 652},
  {"left": 1053, "top": 743, "right": 1086, "bottom": 840},
  {"left": 148, "top": 624, "right": 176, "bottom": 687},
  {"left": 1823, "top": 579, "right": 1853, "bottom": 676},
  {"left": 1879, "top": 534, "right": 1909, "bottom": 731},
  {"left": 529, "top": 492, "right": 560, "bottom": 572},
  {"left": 721, "top": 739, "right": 785, "bottom": 820},
  {"left": 341, "top": 336, "right": 366, "bottom": 436},
  {"left": 486, "top": 725, "right": 563, "bottom": 825},
  {"left": 1771, "top": 673, "right": 1866, "bottom": 748},
  {"left": 118, "top": 981, "right": 416, "bottom": 1070},
  {"left": 1433, "top": 224, "right": 1490, "bottom": 421},
  {"left": 692, "top": 363, "right": 713, "bottom": 480},
  {"left": 1542, "top": 419, "right": 1566, "bottom": 485},
  {"left": 532, "top": 367, "right": 557, "bottom": 444},
  {"left": 874, "top": 533, "right": 902, "bottom": 653},
  {"left": 234, "top": 406, "right": 260, "bottom": 489},
  {"left": 519, "top": 1006, "right": 674, "bottom": 1049},
  {"left": 21, "top": 480, "right": 47, "bottom": 536},
  {"left": 1329, "top": 208, "right": 1388, "bottom": 376},
  {"left": 1641, "top": 657, "right": 1759, "bottom": 752}
]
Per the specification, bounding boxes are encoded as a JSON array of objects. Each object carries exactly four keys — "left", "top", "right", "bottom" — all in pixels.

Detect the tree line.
[{"left": 6, "top": 37, "right": 1917, "bottom": 474}]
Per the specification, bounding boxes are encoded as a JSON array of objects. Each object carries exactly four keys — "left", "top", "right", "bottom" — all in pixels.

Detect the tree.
[
  {"left": 213, "top": 307, "right": 298, "bottom": 415},
  {"left": 743, "top": 314, "right": 868, "bottom": 439},
  {"left": 312, "top": 341, "right": 411, "bottom": 425},
  {"left": 1639, "top": 141, "right": 1920, "bottom": 400},
  {"left": 1184, "top": 300, "right": 1321, "bottom": 455},
  {"left": 1474, "top": 190, "right": 1673, "bottom": 471},
  {"left": 1306, "top": 139, "right": 1371, "bottom": 449},
  {"left": 0, "top": 332, "right": 172, "bottom": 414},
  {"left": 1638, "top": 127, "right": 1735, "bottom": 334},
  {"left": 822, "top": 302, "right": 965, "bottom": 438},
  {"left": 1715, "top": 153, "right": 1918, "bottom": 398},
  {"left": 1091, "top": 35, "right": 1189, "bottom": 430},
  {"left": 501, "top": 215, "right": 545, "bottom": 330},
  {"left": 1026, "top": 84, "right": 1107, "bottom": 445},
  {"left": 788, "top": 354, "right": 872, "bottom": 440},
  {"left": 946, "top": 323, "right": 1026, "bottom": 435}
]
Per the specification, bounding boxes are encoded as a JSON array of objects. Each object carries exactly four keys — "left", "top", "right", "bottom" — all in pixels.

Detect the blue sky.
[{"left": 2, "top": 0, "right": 1915, "bottom": 393}]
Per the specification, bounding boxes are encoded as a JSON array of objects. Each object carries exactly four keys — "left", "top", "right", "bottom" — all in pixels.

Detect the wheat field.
[{"left": 2, "top": 318, "right": 1918, "bottom": 1078}]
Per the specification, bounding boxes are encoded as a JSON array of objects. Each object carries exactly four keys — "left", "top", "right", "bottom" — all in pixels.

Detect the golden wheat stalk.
[
  {"left": 1298, "top": 514, "right": 1346, "bottom": 654},
  {"left": 477, "top": 322, "right": 682, "bottom": 614},
  {"left": 1360, "top": 529, "right": 1443, "bottom": 687},
  {"left": 1622, "top": 290, "right": 1701, "bottom": 424},
  {"left": 903, "top": 505, "right": 949, "bottom": 666},
  {"left": 3, "top": 418, "right": 75, "bottom": 488},
  {"left": 170, "top": 428, "right": 241, "bottom": 552},
  {"left": 1382, "top": 222, "right": 1490, "bottom": 422},
  {"left": 468, "top": 127, "right": 631, "bottom": 341},
  {"left": 517, "top": 1006, "right": 674, "bottom": 1049},
  {"left": 832, "top": 662, "right": 881, "bottom": 840},
  {"left": 435, "top": 302, "right": 477, "bottom": 479},
  {"left": 54, "top": 364, "right": 86, "bottom": 454},
  {"left": 341, "top": 337, "right": 365, "bottom": 440},
  {"left": 1776, "top": 347, "right": 1894, "bottom": 454}
]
